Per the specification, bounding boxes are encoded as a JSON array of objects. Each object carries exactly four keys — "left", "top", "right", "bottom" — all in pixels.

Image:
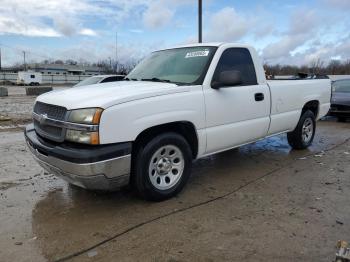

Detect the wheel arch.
[
  {"left": 132, "top": 121, "right": 199, "bottom": 159},
  {"left": 302, "top": 100, "right": 320, "bottom": 118}
]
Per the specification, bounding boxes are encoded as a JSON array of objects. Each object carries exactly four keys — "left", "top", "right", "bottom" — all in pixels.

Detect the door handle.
[{"left": 255, "top": 93, "right": 264, "bottom": 101}]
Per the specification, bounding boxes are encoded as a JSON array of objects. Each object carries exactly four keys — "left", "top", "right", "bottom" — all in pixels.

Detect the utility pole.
[
  {"left": 109, "top": 57, "right": 112, "bottom": 71},
  {"left": 198, "top": 0, "right": 202, "bottom": 43},
  {"left": 23, "top": 51, "right": 26, "bottom": 71},
  {"left": 115, "top": 31, "right": 118, "bottom": 73},
  {"left": 0, "top": 48, "right": 2, "bottom": 71}
]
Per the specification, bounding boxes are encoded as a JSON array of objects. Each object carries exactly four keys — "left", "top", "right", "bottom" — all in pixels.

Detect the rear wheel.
[
  {"left": 287, "top": 110, "right": 316, "bottom": 150},
  {"left": 133, "top": 132, "right": 192, "bottom": 201}
]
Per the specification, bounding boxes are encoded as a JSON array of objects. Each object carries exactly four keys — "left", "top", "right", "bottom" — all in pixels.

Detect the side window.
[
  {"left": 30, "top": 75, "right": 35, "bottom": 78},
  {"left": 116, "top": 76, "right": 125, "bottom": 80},
  {"left": 345, "top": 80, "right": 350, "bottom": 89},
  {"left": 334, "top": 80, "right": 350, "bottom": 92},
  {"left": 101, "top": 77, "right": 117, "bottom": 83},
  {"left": 213, "top": 48, "right": 257, "bottom": 86}
]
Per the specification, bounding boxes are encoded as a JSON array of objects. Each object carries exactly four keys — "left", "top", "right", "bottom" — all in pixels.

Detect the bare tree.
[
  {"left": 309, "top": 58, "right": 324, "bottom": 75},
  {"left": 264, "top": 59, "right": 350, "bottom": 76}
]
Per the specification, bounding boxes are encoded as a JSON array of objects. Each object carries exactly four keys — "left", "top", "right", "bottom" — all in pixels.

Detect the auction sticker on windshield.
[{"left": 185, "top": 50, "right": 210, "bottom": 58}]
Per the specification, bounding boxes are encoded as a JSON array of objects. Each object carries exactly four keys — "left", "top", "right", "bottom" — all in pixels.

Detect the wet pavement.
[{"left": 0, "top": 120, "right": 349, "bottom": 262}]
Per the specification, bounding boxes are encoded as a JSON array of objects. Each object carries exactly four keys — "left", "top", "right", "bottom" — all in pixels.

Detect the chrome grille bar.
[{"left": 32, "top": 112, "right": 99, "bottom": 132}]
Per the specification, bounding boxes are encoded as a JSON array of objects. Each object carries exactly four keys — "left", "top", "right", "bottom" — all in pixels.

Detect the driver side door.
[{"left": 203, "top": 48, "right": 270, "bottom": 154}]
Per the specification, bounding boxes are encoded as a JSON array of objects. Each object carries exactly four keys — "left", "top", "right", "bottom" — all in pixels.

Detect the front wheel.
[
  {"left": 133, "top": 132, "right": 192, "bottom": 201},
  {"left": 287, "top": 110, "right": 316, "bottom": 150}
]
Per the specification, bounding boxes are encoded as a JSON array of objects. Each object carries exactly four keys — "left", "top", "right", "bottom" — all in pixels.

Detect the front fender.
[{"left": 99, "top": 91, "right": 205, "bottom": 144}]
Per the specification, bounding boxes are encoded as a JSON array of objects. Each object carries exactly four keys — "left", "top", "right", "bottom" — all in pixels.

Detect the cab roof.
[{"left": 158, "top": 42, "right": 253, "bottom": 51}]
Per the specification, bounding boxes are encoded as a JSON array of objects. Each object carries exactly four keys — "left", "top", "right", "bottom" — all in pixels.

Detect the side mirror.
[{"left": 211, "top": 70, "right": 242, "bottom": 89}]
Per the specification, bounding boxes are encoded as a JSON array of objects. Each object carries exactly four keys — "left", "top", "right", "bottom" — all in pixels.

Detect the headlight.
[
  {"left": 67, "top": 108, "right": 103, "bottom": 124},
  {"left": 65, "top": 108, "right": 103, "bottom": 144},
  {"left": 65, "top": 130, "right": 99, "bottom": 145}
]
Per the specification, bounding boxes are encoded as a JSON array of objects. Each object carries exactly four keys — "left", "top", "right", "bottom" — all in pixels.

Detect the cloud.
[
  {"left": 129, "top": 29, "right": 143, "bottom": 33},
  {"left": 324, "top": 0, "right": 350, "bottom": 9},
  {"left": 0, "top": 16, "right": 61, "bottom": 37},
  {"left": 263, "top": 35, "right": 308, "bottom": 60},
  {"left": 0, "top": 0, "right": 101, "bottom": 37},
  {"left": 0, "top": 0, "right": 103, "bottom": 37},
  {"left": 142, "top": 2, "right": 174, "bottom": 29},
  {"left": 79, "top": 28, "right": 98, "bottom": 36},
  {"left": 289, "top": 10, "right": 319, "bottom": 35},
  {"left": 204, "top": 6, "right": 278, "bottom": 42},
  {"left": 0, "top": 0, "right": 349, "bottom": 66},
  {"left": 0, "top": 0, "right": 193, "bottom": 37},
  {"left": 53, "top": 16, "right": 78, "bottom": 37},
  {"left": 253, "top": 23, "right": 276, "bottom": 39},
  {"left": 205, "top": 7, "right": 251, "bottom": 42},
  {"left": 334, "top": 36, "right": 350, "bottom": 59},
  {"left": 262, "top": 9, "right": 325, "bottom": 64},
  {"left": 273, "top": 34, "right": 350, "bottom": 66}
]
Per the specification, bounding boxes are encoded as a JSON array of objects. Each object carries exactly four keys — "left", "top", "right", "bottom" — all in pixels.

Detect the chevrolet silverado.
[{"left": 25, "top": 43, "right": 331, "bottom": 201}]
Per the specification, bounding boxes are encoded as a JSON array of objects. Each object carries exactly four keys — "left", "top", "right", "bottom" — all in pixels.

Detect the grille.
[
  {"left": 33, "top": 102, "right": 67, "bottom": 142},
  {"left": 34, "top": 120, "right": 62, "bottom": 137},
  {"left": 34, "top": 102, "right": 67, "bottom": 121}
]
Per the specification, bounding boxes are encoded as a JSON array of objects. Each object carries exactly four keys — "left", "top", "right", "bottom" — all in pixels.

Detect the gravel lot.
[
  {"left": 0, "top": 118, "right": 349, "bottom": 261},
  {"left": 0, "top": 85, "right": 69, "bottom": 130}
]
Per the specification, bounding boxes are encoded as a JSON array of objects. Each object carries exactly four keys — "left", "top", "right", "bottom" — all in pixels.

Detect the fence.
[{"left": 0, "top": 73, "right": 91, "bottom": 85}]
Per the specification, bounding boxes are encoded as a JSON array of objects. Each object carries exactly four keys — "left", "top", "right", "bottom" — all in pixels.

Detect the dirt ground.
[
  {"left": 0, "top": 118, "right": 349, "bottom": 262},
  {"left": 0, "top": 85, "right": 68, "bottom": 131}
]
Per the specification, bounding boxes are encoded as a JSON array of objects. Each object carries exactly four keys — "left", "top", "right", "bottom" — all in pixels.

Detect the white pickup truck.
[{"left": 25, "top": 43, "right": 331, "bottom": 201}]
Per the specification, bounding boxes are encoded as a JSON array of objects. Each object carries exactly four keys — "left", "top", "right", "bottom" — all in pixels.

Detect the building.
[{"left": 26, "top": 63, "right": 104, "bottom": 76}]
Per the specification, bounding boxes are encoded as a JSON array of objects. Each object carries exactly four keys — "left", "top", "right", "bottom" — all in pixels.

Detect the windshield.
[
  {"left": 126, "top": 46, "right": 217, "bottom": 85},
  {"left": 74, "top": 76, "right": 104, "bottom": 87},
  {"left": 333, "top": 80, "right": 350, "bottom": 93}
]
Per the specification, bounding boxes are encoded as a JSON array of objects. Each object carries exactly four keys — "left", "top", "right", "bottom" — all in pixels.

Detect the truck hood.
[{"left": 36, "top": 81, "right": 190, "bottom": 110}]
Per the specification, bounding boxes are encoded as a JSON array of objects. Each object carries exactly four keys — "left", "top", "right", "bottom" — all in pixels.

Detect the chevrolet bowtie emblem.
[{"left": 38, "top": 113, "right": 48, "bottom": 125}]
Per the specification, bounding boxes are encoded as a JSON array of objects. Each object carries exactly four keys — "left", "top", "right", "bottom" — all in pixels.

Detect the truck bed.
[{"left": 266, "top": 79, "right": 331, "bottom": 135}]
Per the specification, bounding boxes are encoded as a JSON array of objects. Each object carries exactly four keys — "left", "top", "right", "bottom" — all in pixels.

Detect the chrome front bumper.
[{"left": 25, "top": 125, "right": 132, "bottom": 191}]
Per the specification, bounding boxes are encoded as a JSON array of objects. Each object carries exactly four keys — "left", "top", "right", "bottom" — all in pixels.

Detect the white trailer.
[{"left": 17, "top": 71, "right": 42, "bottom": 86}]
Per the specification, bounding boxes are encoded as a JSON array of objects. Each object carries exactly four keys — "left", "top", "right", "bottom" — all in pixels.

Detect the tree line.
[
  {"left": 6, "top": 57, "right": 350, "bottom": 76},
  {"left": 264, "top": 59, "right": 350, "bottom": 76}
]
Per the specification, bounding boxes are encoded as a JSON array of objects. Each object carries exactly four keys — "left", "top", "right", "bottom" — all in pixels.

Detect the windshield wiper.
[
  {"left": 124, "top": 77, "right": 138, "bottom": 81},
  {"left": 141, "top": 77, "right": 171, "bottom": 83}
]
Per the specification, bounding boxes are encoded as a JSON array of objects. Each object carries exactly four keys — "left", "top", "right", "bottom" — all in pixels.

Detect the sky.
[{"left": 0, "top": 0, "right": 349, "bottom": 67}]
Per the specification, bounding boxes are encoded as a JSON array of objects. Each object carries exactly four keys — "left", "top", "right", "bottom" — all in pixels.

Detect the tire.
[
  {"left": 287, "top": 110, "right": 316, "bottom": 150},
  {"left": 133, "top": 132, "right": 192, "bottom": 201},
  {"left": 338, "top": 117, "right": 347, "bottom": 122}
]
